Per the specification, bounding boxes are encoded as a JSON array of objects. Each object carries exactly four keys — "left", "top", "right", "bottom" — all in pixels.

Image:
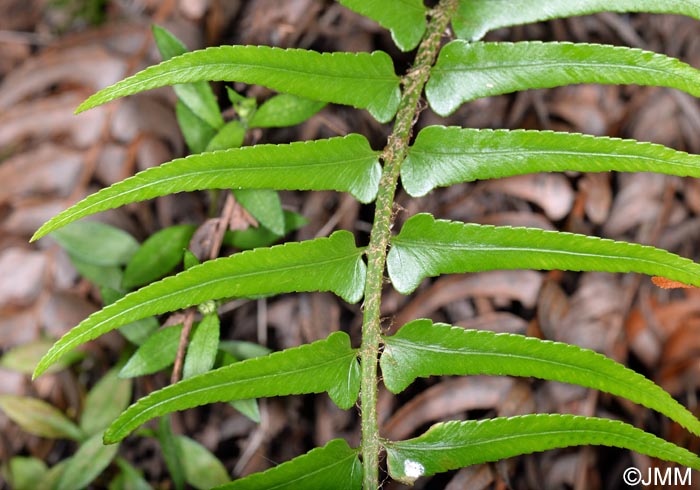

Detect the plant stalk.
[{"left": 359, "top": 1, "right": 457, "bottom": 487}]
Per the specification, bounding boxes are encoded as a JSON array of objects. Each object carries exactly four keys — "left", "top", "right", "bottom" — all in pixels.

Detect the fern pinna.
[{"left": 32, "top": 1, "right": 700, "bottom": 488}]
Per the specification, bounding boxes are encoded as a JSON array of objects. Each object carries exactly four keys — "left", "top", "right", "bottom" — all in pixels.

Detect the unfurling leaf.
[
  {"left": 453, "top": 0, "right": 700, "bottom": 41},
  {"left": 76, "top": 46, "right": 400, "bottom": 122},
  {"left": 385, "top": 415, "right": 700, "bottom": 484},
  {"left": 105, "top": 332, "right": 360, "bottom": 443},
  {"left": 381, "top": 319, "right": 700, "bottom": 435},
  {"left": 388, "top": 214, "right": 700, "bottom": 294},
  {"left": 402, "top": 126, "right": 700, "bottom": 196},
  {"left": 427, "top": 41, "right": 700, "bottom": 116},
  {"left": 213, "top": 439, "right": 361, "bottom": 490},
  {"left": 32, "top": 135, "right": 380, "bottom": 240},
  {"left": 338, "top": 0, "right": 427, "bottom": 52}
]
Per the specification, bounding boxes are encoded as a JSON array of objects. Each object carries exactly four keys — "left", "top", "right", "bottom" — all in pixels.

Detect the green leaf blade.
[
  {"left": 123, "top": 224, "right": 196, "bottom": 290},
  {"left": 56, "top": 431, "right": 119, "bottom": 490},
  {"left": 183, "top": 313, "right": 220, "bottom": 379},
  {"left": 232, "top": 189, "right": 285, "bottom": 236},
  {"left": 0, "top": 395, "right": 85, "bottom": 441},
  {"left": 385, "top": 415, "right": 700, "bottom": 484},
  {"left": 104, "top": 332, "right": 360, "bottom": 443},
  {"left": 388, "top": 214, "right": 700, "bottom": 294},
  {"left": 427, "top": 41, "right": 700, "bottom": 116},
  {"left": 338, "top": 0, "right": 427, "bottom": 52},
  {"left": 454, "top": 0, "right": 700, "bottom": 41},
  {"left": 152, "top": 24, "right": 224, "bottom": 129},
  {"left": 213, "top": 439, "right": 361, "bottom": 490},
  {"left": 119, "top": 325, "right": 182, "bottom": 378},
  {"left": 52, "top": 221, "right": 139, "bottom": 266},
  {"left": 249, "top": 94, "right": 325, "bottom": 128},
  {"left": 381, "top": 319, "right": 700, "bottom": 435},
  {"left": 35, "top": 231, "right": 365, "bottom": 378},
  {"left": 75, "top": 46, "right": 400, "bottom": 122},
  {"left": 32, "top": 135, "right": 380, "bottom": 241},
  {"left": 403, "top": 126, "right": 700, "bottom": 197},
  {"left": 80, "top": 367, "right": 132, "bottom": 435}
]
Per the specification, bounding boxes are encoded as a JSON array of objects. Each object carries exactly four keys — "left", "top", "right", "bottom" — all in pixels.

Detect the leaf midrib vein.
[{"left": 408, "top": 147, "right": 698, "bottom": 170}]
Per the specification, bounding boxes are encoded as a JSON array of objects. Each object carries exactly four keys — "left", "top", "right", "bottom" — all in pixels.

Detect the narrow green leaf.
[
  {"left": 5, "top": 457, "right": 48, "bottom": 490},
  {"left": 0, "top": 395, "right": 84, "bottom": 441},
  {"left": 176, "top": 100, "right": 217, "bottom": 154},
  {"left": 69, "top": 254, "right": 123, "bottom": 289},
  {"left": 35, "top": 231, "right": 365, "bottom": 377},
  {"left": 249, "top": 94, "right": 325, "bottom": 128},
  {"left": 218, "top": 340, "right": 271, "bottom": 360},
  {"left": 32, "top": 135, "right": 380, "bottom": 241},
  {"left": 388, "top": 214, "right": 700, "bottom": 294},
  {"left": 52, "top": 221, "right": 138, "bottom": 266},
  {"left": 183, "top": 313, "right": 220, "bottom": 379},
  {"left": 119, "top": 325, "right": 182, "bottom": 378},
  {"left": 206, "top": 120, "right": 246, "bottom": 152},
  {"left": 0, "top": 339, "right": 83, "bottom": 375},
  {"left": 213, "top": 439, "right": 361, "bottom": 490},
  {"left": 382, "top": 319, "right": 700, "bottom": 435},
  {"left": 183, "top": 249, "right": 201, "bottom": 270},
  {"left": 123, "top": 224, "right": 196, "bottom": 290},
  {"left": 233, "top": 189, "right": 285, "bottom": 236},
  {"left": 157, "top": 416, "right": 185, "bottom": 490},
  {"left": 152, "top": 25, "right": 224, "bottom": 129},
  {"left": 119, "top": 316, "right": 160, "bottom": 345},
  {"left": 337, "top": 0, "right": 427, "bottom": 52},
  {"left": 385, "top": 415, "right": 700, "bottom": 485},
  {"left": 37, "top": 460, "right": 70, "bottom": 490},
  {"left": 176, "top": 436, "right": 229, "bottom": 489},
  {"left": 224, "top": 210, "right": 308, "bottom": 250},
  {"left": 81, "top": 367, "right": 132, "bottom": 435},
  {"left": 75, "top": 46, "right": 400, "bottom": 123},
  {"left": 104, "top": 331, "right": 360, "bottom": 443},
  {"left": 454, "top": 0, "right": 700, "bottom": 41},
  {"left": 57, "top": 431, "right": 119, "bottom": 490},
  {"left": 110, "top": 458, "right": 153, "bottom": 490},
  {"left": 427, "top": 41, "right": 700, "bottom": 116},
  {"left": 403, "top": 126, "right": 700, "bottom": 197}
]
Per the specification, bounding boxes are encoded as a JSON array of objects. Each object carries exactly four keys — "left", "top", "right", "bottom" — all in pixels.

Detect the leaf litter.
[{"left": 2, "top": 3, "right": 700, "bottom": 489}]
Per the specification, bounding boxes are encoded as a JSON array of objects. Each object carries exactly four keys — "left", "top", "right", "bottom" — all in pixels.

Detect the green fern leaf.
[
  {"left": 34, "top": 231, "right": 366, "bottom": 378},
  {"left": 454, "top": 0, "right": 700, "bottom": 41},
  {"left": 152, "top": 25, "right": 224, "bottom": 129},
  {"left": 381, "top": 319, "right": 700, "bottom": 435},
  {"left": 32, "top": 136, "right": 380, "bottom": 241},
  {"left": 385, "top": 415, "right": 700, "bottom": 485},
  {"left": 75, "top": 46, "right": 400, "bottom": 122},
  {"left": 402, "top": 126, "right": 700, "bottom": 196},
  {"left": 104, "top": 332, "right": 360, "bottom": 443},
  {"left": 427, "top": 41, "right": 700, "bottom": 116},
  {"left": 337, "top": 0, "right": 427, "bottom": 52},
  {"left": 213, "top": 439, "right": 361, "bottom": 490},
  {"left": 387, "top": 214, "right": 700, "bottom": 294}
]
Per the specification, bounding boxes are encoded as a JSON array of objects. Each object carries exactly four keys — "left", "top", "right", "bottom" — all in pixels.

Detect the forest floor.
[{"left": 2, "top": 1, "right": 700, "bottom": 489}]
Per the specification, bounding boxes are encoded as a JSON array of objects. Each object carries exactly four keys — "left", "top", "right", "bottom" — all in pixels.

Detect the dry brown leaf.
[
  {"left": 0, "top": 145, "right": 83, "bottom": 205},
  {"left": 394, "top": 270, "right": 543, "bottom": 328},
  {"left": 482, "top": 173, "right": 574, "bottom": 221},
  {"left": 382, "top": 377, "right": 514, "bottom": 441},
  {"left": 0, "top": 45, "right": 126, "bottom": 110}
]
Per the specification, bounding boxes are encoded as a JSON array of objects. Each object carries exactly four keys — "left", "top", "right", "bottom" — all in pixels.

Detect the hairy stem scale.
[{"left": 359, "top": 1, "right": 457, "bottom": 487}]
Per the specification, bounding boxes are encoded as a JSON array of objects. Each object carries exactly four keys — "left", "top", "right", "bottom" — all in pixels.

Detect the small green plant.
[{"left": 28, "top": 1, "right": 700, "bottom": 488}]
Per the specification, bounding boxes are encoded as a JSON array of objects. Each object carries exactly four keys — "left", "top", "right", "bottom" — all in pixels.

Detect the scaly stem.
[{"left": 359, "top": 1, "right": 457, "bottom": 488}]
